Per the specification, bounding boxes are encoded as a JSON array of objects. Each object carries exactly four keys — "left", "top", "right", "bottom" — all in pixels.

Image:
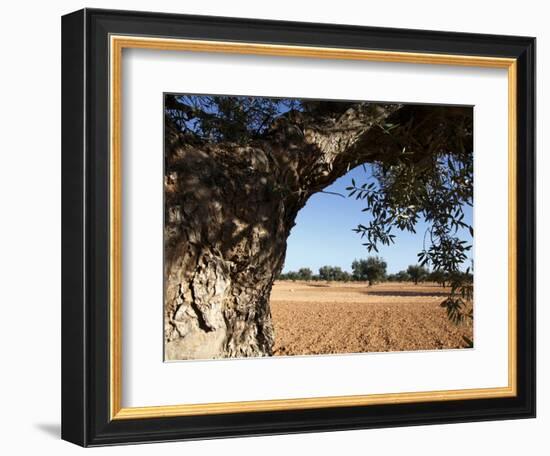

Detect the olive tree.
[
  {"left": 406, "top": 265, "right": 429, "bottom": 285},
  {"left": 164, "top": 94, "right": 473, "bottom": 360},
  {"left": 429, "top": 269, "right": 448, "bottom": 288},
  {"left": 318, "top": 265, "right": 346, "bottom": 281},
  {"left": 296, "top": 267, "right": 313, "bottom": 281},
  {"left": 351, "top": 257, "right": 387, "bottom": 286}
]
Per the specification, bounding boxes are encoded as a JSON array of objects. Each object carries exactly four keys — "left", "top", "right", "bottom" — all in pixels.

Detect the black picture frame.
[{"left": 62, "top": 8, "right": 535, "bottom": 447}]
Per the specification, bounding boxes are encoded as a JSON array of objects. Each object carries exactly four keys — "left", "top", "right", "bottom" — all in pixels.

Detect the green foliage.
[
  {"left": 440, "top": 269, "right": 474, "bottom": 324},
  {"left": 277, "top": 271, "right": 297, "bottom": 281},
  {"left": 297, "top": 268, "right": 313, "bottom": 281},
  {"left": 165, "top": 94, "right": 377, "bottom": 145},
  {"left": 346, "top": 107, "right": 473, "bottom": 322},
  {"left": 341, "top": 271, "right": 352, "bottom": 282},
  {"left": 277, "top": 268, "right": 313, "bottom": 281},
  {"left": 429, "top": 269, "right": 449, "bottom": 287},
  {"left": 352, "top": 257, "right": 387, "bottom": 286},
  {"left": 406, "top": 265, "right": 429, "bottom": 285},
  {"left": 318, "top": 265, "right": 348, "bottom": 281},
  {"left": 387, "top": 270, "right": 411, "bottom": 282},
  {"left": 165, "top": 94, "right": 302, "bottom": 144},
  {"left": 278, "top": 266, "right": 351, "bottom": 282}
]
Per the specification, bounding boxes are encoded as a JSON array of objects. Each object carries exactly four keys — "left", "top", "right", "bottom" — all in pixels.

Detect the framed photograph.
[{"left": 61, "top": 8, "right": 535, "bottom": 446}]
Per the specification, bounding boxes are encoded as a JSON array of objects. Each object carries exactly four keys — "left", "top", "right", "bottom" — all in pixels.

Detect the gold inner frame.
[{"left": 109, "top": 35, "right": 518, "bottom": 420}]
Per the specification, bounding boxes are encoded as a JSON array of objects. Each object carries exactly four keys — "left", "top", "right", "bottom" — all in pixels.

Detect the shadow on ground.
[{"left": 362, "top": 290, "right": 448, "bottom": 297}]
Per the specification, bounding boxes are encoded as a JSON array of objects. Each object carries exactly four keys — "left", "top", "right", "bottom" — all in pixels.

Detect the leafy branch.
[{"left": 347, "top": 114, "right": 474, "bottom": 324}]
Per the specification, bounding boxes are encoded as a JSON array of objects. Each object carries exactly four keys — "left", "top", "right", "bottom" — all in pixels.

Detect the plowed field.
[{"left": 270, "top": 281, "right": 473, "bottom": 356}]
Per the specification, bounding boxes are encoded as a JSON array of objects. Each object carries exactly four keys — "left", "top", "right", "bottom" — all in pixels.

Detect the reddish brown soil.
[{"left": 270, "top": 281, "right": 473, "bottom": 356}]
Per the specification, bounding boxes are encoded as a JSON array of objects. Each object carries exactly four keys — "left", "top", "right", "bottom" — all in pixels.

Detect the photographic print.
[
  {"left": 62, "top": 10, "right": 535, "bottom": 445},
  {"left": 163, "top": 94, "right": 474, "bottom": 361}
]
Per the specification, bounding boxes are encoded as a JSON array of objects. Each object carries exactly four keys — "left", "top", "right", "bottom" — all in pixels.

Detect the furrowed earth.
[{"left": 270, "top": 281, "right": 473, "bottom": 356}]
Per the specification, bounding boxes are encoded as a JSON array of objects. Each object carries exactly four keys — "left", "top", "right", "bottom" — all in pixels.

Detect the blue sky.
[{"left": 282, "top": 165, "right": 473, "bottom": 274}]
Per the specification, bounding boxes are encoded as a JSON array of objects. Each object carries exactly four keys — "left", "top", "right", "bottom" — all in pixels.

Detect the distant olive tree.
[
  {"left": 352, "top": 256, "right": 387, "bottom": 286},
  {"left": 340, "top": 271, "right": 352, "bottom": 282},
  {"left": 278, "top": 271, "right": 296, "bottom": 281},
  {"left": 406, "top": 265, "right": 429, "bottom": 285},
  {"left": 318, "top": 265, "right": 347, "bottom": 281},
  {"left": 279, "top": 266, "right": 352, "bottom": 282},
  {"left": 429, "top": 269, "right": 448, "bottom": 287},
  {"left": 297, "top": 268, "right": 313, "bottom": 281},
  {"left": 387, "top": 270, "right": 411, "bottom": 282}
]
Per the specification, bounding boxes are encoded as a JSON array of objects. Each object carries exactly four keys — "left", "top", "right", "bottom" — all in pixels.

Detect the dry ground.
[{"left": 270, "top": 281, "right": 473, "bottom": 356}]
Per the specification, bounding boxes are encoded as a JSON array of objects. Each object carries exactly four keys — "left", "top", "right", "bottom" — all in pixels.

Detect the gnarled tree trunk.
[{"left": 164, "top": 103, "right": 404, "bottom": 360}]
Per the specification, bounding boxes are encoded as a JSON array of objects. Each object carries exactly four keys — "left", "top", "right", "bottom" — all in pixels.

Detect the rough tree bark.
[{"left": 163, "top": 102, "right": 456, "bottom": 360}]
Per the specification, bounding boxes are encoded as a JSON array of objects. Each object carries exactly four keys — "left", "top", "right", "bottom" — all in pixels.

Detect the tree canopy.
[
  {"left": 406, "top": 265, "right": 429, "bottom": 285},
  {"left": 318, "top": 265, "right": 348, "bottom": 281},
  {"left": 352, "top": 257, "right": 387, "bottom": 286}
]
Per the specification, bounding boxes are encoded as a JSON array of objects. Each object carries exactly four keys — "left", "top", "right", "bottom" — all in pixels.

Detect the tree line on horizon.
[{"left": 277, "top": 256, "right": 472, "bottom": 287}]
